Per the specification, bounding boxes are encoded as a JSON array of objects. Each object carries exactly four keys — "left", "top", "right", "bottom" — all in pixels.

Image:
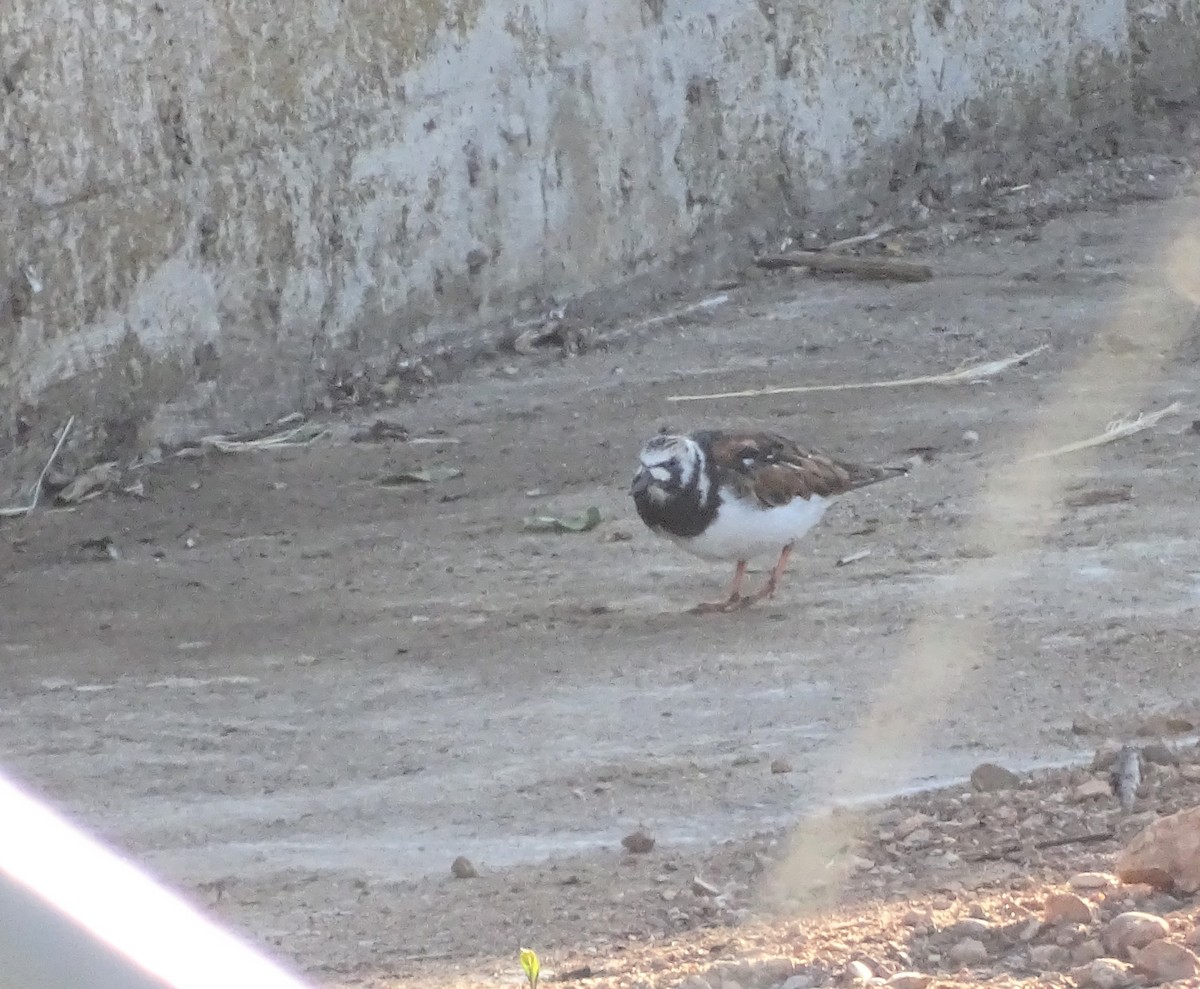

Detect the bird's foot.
[
  {"left": 687, "top": 593, "right": 744, "bottom": 615},
  {"left": 735, "top": 581, "right": 779, "bottom": 608}
]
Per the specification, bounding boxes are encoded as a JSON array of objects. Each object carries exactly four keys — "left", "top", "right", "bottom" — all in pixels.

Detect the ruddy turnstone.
[{"left": 630, "top": 429, "right": 906, "bottom": 613}]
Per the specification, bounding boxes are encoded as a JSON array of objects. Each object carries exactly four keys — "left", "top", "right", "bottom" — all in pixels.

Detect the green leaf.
[
  {"left": 520, "top": 948, "right": 540, "bottom": 989},
  {"left": 521, "top": 506, "right": 601, "bottom": 533},
  {"left": 377, "top": 466, "right": 463, "bottom": 486}
]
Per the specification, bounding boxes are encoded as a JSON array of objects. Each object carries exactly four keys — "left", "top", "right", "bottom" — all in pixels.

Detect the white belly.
[{"left": 666, "top": 493, "right": 831, "bottom": 562}]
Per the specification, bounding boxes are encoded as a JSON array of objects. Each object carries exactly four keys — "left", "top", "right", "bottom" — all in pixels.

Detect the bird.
[{"left": 630, "top": 428, "right": 906, "bottom": 613}]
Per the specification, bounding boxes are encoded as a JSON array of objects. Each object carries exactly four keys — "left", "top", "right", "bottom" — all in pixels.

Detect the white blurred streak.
[
  {"left": 766, "top": 194, "right": 1200, "bottom": 907},
  {"left": 0, "top": 773, "right": 312, "bottom": 989}
]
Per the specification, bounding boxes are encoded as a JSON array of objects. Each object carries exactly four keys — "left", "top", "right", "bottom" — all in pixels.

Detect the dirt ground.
[{"left": 4, "top": 122, "right": 1200, "bottom": 988}]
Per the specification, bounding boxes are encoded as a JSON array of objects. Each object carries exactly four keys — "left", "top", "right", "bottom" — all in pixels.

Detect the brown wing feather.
[{"left": 706, "top": 430, "right": 903, "bottom": 507}]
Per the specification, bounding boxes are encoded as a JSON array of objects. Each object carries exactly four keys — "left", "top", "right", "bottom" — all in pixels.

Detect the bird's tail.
[{"left": 846, "top": 462, "right": 909, "bottom": 490}]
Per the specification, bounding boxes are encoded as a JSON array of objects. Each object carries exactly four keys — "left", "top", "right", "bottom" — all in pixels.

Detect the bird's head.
[{"left": 630, "top": 433, "right": 702, "bottom": 502}]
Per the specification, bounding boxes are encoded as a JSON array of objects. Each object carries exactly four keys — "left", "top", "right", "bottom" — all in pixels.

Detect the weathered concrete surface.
[{"left": 0, "top": 0, "right": 1188, "bottom": 472}]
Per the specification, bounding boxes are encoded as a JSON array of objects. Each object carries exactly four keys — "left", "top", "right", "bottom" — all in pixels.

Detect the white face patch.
[{"left": 638, "top": 435, "right": 700, "bottom": 490}]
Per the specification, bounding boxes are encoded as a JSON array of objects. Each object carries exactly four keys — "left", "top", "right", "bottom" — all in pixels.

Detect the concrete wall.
[{"left": 0, "top": 0, "right": 1190, "bottom": 468}]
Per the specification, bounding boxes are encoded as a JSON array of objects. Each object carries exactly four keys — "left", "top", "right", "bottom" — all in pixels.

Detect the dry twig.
[
  {"left": 667, "top": 346, "right": 1046, "bottom": 403},
  {"left": 755, "top": 251, "right": 933, "bottom": 282},
  {"left": 0, "top": 416, "right": 74, "bottom": 519},
  {"left": 964, "top": 830, "right": 1115, "bottom": 863},
  {"left": 1021, "top": 403, "right": 1183, "bottom": 462}
]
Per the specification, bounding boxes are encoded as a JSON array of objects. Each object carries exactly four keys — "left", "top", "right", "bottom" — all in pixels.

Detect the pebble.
[
  {"left": 970, "top": 762, "right": 1021, "bottom": 791},
  {"left": 770, "top": 757, "right": 793, "bottom": 774},
  {"left": 1070, "top": 872, "right": 1117, "bottom": 891},
  {"left": 622, "top": 830, "right": 656, "bottom": 854},
  {"left": 1186, "top": 925, "right": 1200, "bottom": 947},
  {"left": 895, "top": 813, "right": 933, "bottom": 839},
  {"left": 1070, "top": 957, "right": 1133, "bottom": 989},
  {"left": 885, "top": 975, "right": 931, "bottom": 989},
  {"left": 1092, "top": 740, "right": 1124, "bottom": 770},
  {"left": 1073, "top": 778, "right": 1113, "bottom": 801},
  {"left": 844, "top": 959, "right": 873, "bottom": 982},
  {"left": 1029, "top": 944, "right": 1070, "bottom": 969},
  {"left": 1071, "top": 939, "right": 1105, "bottom": 965},
  {"left": 1132, "top": 939, "right": 1200, "bottom": 982},
  {"left": 1140, "top": 741, "right": 1176, "bottom": 766},
  {"left": 692, "top": 877, "right": 720, "bottom": 897},
  {"left": 1102, "top": 911, "right": 1169, "bottom": 956},
  {"left": 948, "top": 938, "right": 988, "bottom": 965},
  {"left": 450, "top": 856, "right": 479, "bottom": 879},
  {"left": 902, "top": 908, "right": 930, "bottom": 927},
  {"left": 948, "top": 917, "right": 992, "bottom": 938},
  {"left": 1044, "top": 891, "right": 1097, "bottom": 925}
]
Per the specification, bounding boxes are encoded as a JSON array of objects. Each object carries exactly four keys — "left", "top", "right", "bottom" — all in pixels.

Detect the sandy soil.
[{"left": 4, "top": 121, "right": 1200, "bottom": 988}]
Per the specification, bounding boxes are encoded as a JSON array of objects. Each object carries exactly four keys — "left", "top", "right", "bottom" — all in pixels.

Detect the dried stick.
[
  {"left": 667, "top": 346, "right": 1047, "bottom": 403},
  {"left": 964, "top": 830, "right": 1115, "bottom": 863},
  {"left": 0, "top": 416, "right": 75, "bottom": 519},
  {"left": 756, "top": 251, "right": 933, "bottom": 282},
  {"left": 1021, "top": 403, "right": 1183, "bottom": 462}
]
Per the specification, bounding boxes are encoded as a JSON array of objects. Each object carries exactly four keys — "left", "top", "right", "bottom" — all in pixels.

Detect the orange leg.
[
  {"left": 689, "top": 560, "right": 748, "bottom": 614},
  {"left": 739, "top": 543, "right": 794, "bottom": 608}
]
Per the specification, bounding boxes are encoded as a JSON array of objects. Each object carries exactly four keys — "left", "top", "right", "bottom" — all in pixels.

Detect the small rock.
[
  {"left": 844, "top": 959, "right": 873, "bottom": 982},
  {"left": 1116, "top": 806, "right": 1200, "bottom": 893},
  {"left": 622, "top": 830, "right": 655, "bottom": 854},
  {"left": 1102, "top": 912, "right": 1169, "bottom": 956},
  {"left": 1073, "top": 778, "right": 1114, "bottom": 801},
  {"left": 1141, "top": 741, "right": 1177, "bottom": 766},
  {"left": 1071, "top": 958, "right": 1133, "bottom": 989},
  {"left": 1072, "top": 939, "right": 1106, "bottom": 965},
  {"left": 1132, "top": 939, "right": 1199, "bottom": 983},
  {"left": 1045, "top": 891, "right": 1097, "bottom": 925},
  {"left": 1093, "top": 740, "right": 1124, "bottom": 770},
  {"left": 885, "top": 975, "right": 931, "bottom": 989},
  {"left": 902, "top": 827, "right": 934, "bottom": 846},
  {"left": 970, "top": 762, "right": 1021, "bottom": 791},
  {"left": 1071, "top": 872, "right": 1118, "bottom": 891},
  {"left": 895, "top": 813, "right": 933, "bottom": 839},
  {"left": 770, "top": 757, "right": 793, "bottom": 774},
  {"left": 902, "top": 908, "right": 930, "bottom": 927},
  {"left": 1186, "top": 925, "right": 1200, "bottom": 948},
  {"left": 948, "top": 917, "right": 993, "bottom": 938},
  {"left": 961, "top": 429, "right": 979, "bottom": 445},
  {"left": 948, "top": 938, "right": 988, "bottom": 966},
  {"left": 1029, "top": 944, "right": 1069, "bottom": 970},
  {"left": 1180, "top": 764, "right": 1200, "bottom": 783},
  {"left": 1139, "top": 713, "right": 1195, "bottom": 736},
  {"left": 692, "top": 876, "right": 720, "bottom": 897},
  {"left": 450, "top": 856, "right": 478, "bottom": 879}
]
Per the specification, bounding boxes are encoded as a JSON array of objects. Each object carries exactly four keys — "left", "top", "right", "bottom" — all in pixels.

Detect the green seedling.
[{"left": 520, "top": 948, "right": 540, "bottom": 989}]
